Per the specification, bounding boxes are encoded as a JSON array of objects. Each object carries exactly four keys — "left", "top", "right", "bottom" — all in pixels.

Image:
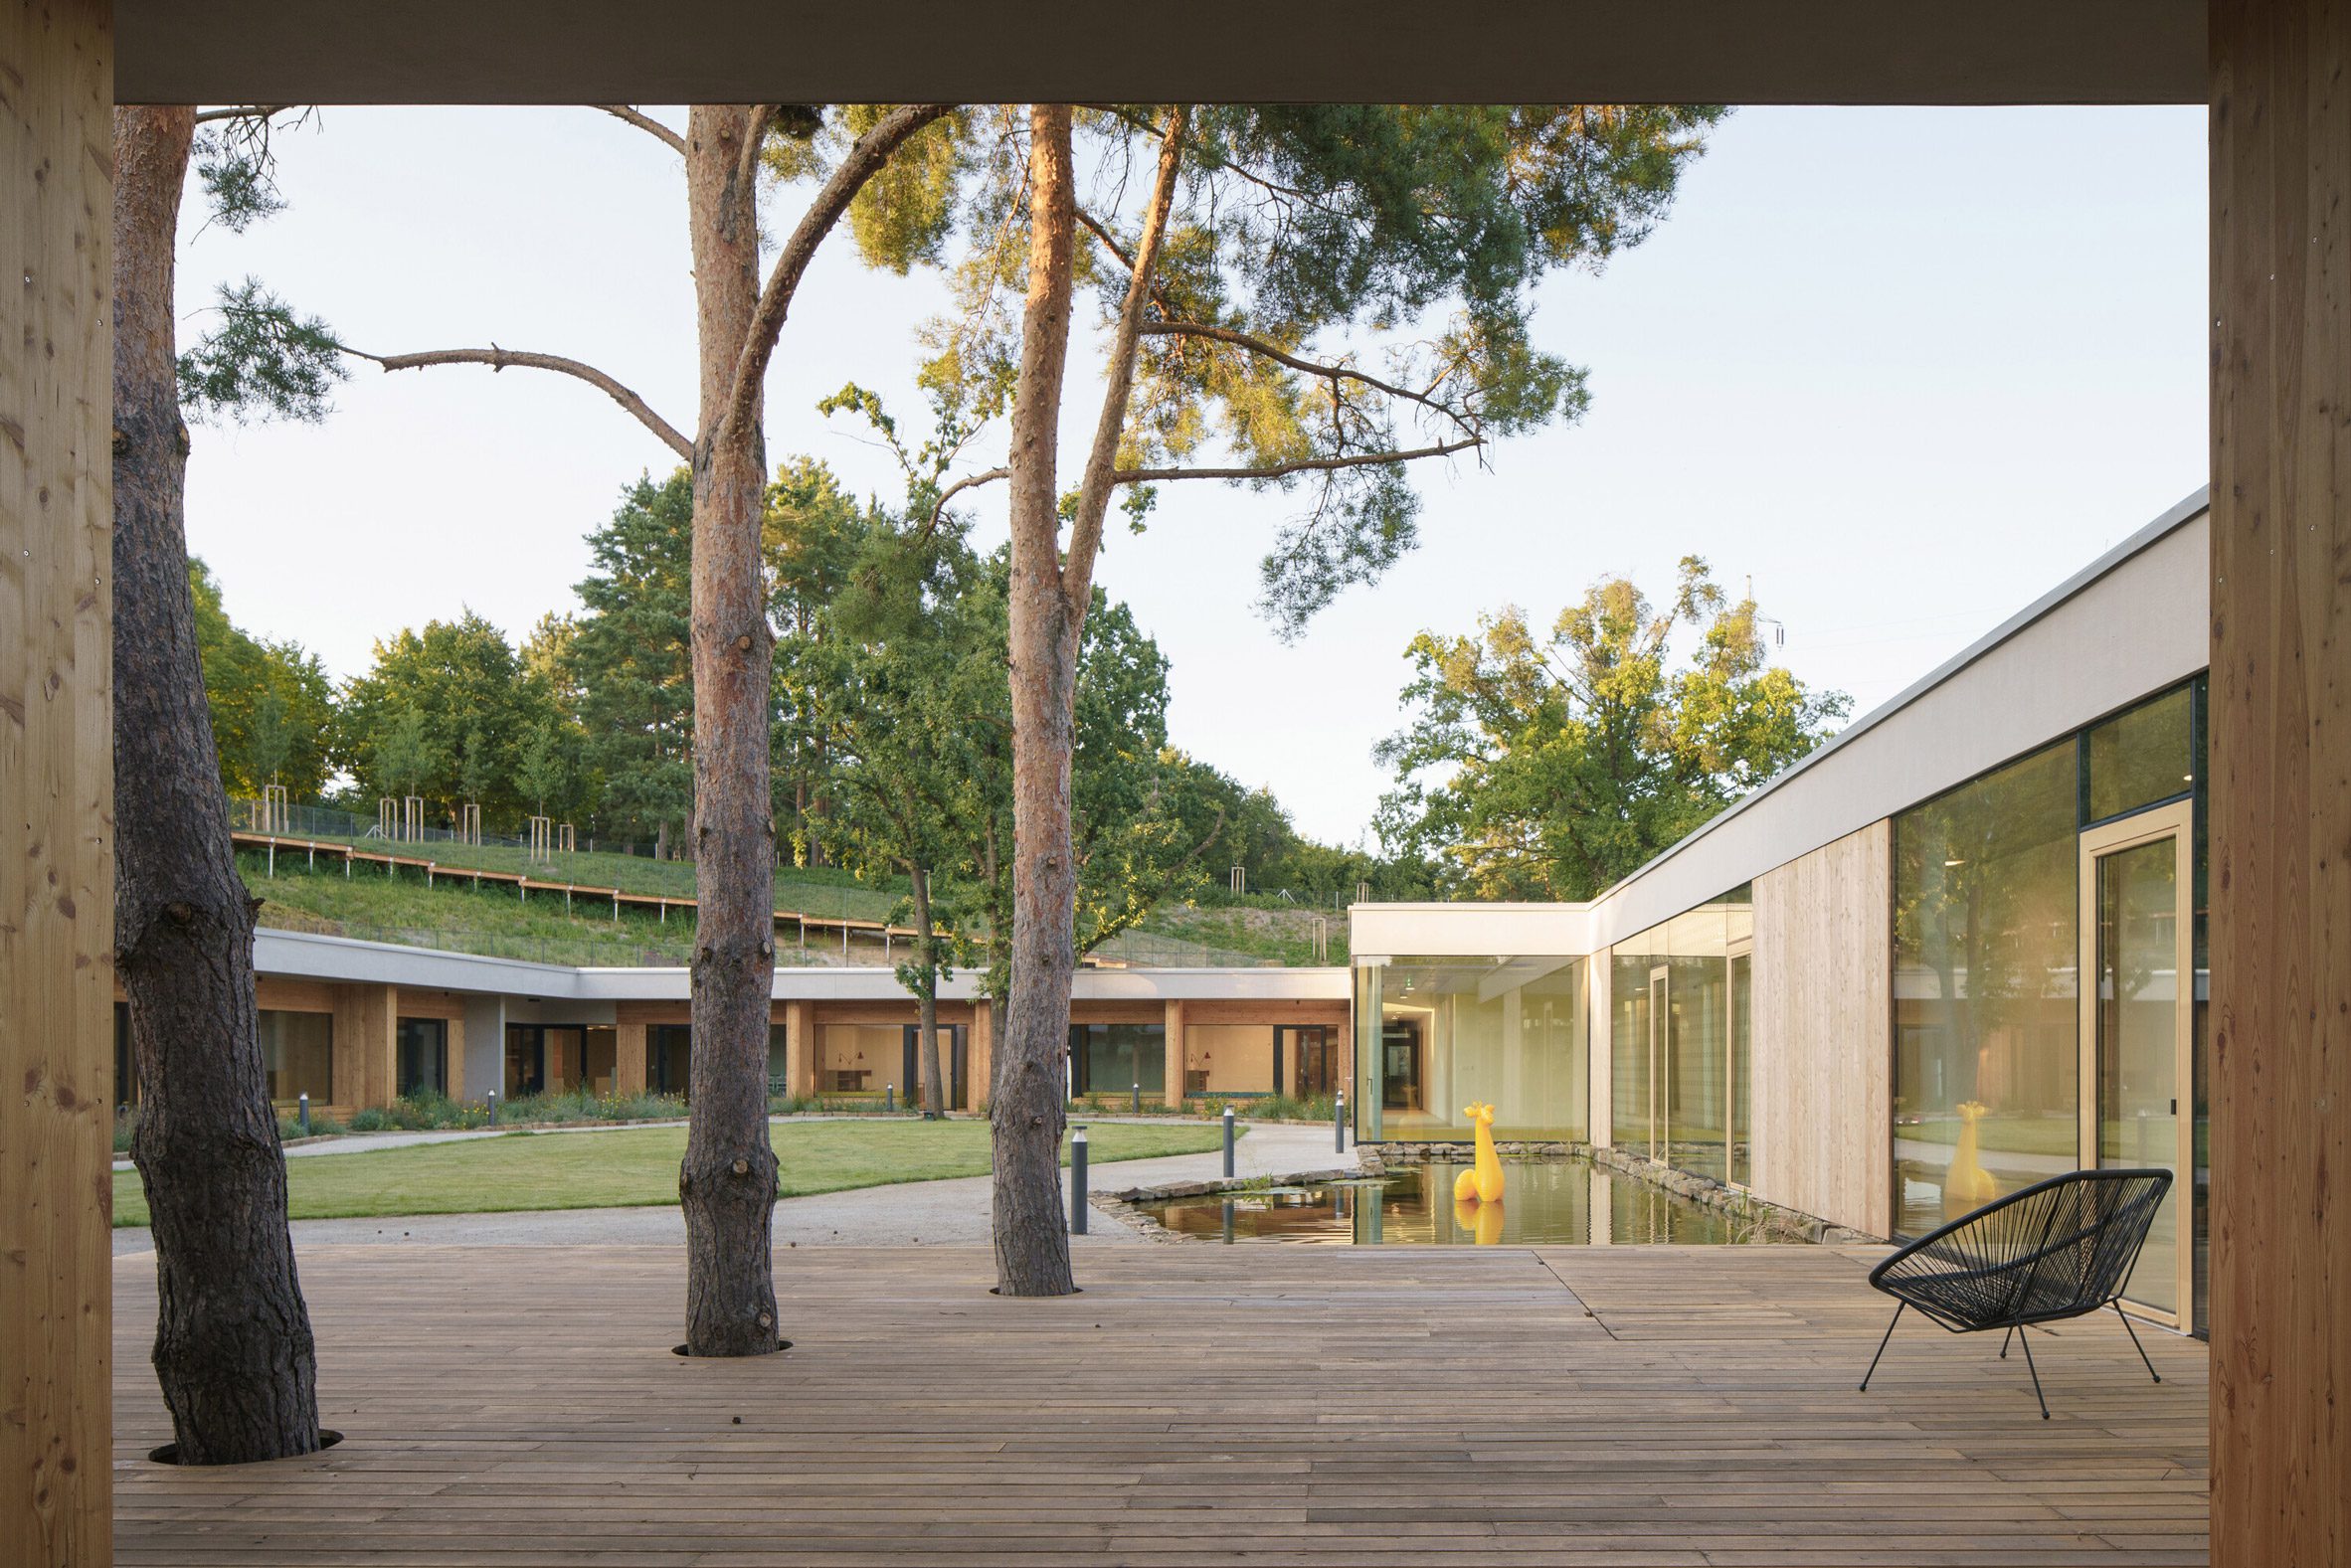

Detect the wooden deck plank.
[{"left": 113, "top": 1244, "right": 2207, "bottom": 1565}]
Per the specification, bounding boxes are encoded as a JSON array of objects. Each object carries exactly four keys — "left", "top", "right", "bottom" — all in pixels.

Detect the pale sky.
[{"left": 178, "top": 104, "right": 2207, "bottom": 848}]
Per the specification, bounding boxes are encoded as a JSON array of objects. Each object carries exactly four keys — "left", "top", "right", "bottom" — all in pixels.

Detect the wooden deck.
[{"left": 111, "top": 1243, "right": 2209, "bottom": 1566}]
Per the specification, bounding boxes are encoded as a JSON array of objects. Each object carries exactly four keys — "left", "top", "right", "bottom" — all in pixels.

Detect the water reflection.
[{"left": 1142, "top": 1158, "right": 1798, "bottom": 1246}]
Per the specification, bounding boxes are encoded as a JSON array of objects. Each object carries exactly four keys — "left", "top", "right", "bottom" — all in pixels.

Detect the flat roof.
[
  {"left": 117, "top": 1, "right": 2202, "bottom": 105},
  {"left": 254, "top": 928, "right": 1349, "bottom": 1002}
]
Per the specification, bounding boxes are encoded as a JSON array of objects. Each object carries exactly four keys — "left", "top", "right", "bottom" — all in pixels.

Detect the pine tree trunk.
[
  {"left": 112, "top": 103, "right": 323, "bottom": 1464},
  {"left": 991, "top": 104, "right": 1080, "bottom": 1298},
  {"left": 679, "top": 105, "right": 781, "bottom": 1356},
  {"left": 911, "top": 866, "right": 946, "bottom": 1117}
]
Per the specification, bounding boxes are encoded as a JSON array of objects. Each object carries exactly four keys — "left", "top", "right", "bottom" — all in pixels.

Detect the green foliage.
[
  {"left": 177, "top": 276, "right": 347, "bottom": 425},
  {"left": 1161, "top": 753, "right": 1435, "bottom": 905},
  {"left": 333, "top": 609, "right": 573, "bottom": 828},
  {"left": 556, "top": 470, "right": 694, "bottom": 847},
  {"left": 1376, "top": 557, "right": 1851, "bottom": 900},
  {"left": 188, "top": 558, "right": 336, "bottom": 797},
  {"left": 907, "top": 103, "right": 1723, "bottom": 634},
  {"left": 791, "top": 509, "right": 1212, "bottom": 995}
]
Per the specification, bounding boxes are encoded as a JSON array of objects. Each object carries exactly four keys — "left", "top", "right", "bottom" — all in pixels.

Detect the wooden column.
[
  {"left": 444, "top": 1014, "right": 465, "bottom": 1102},
  {"left": 614, "top": 1020, "right": 648, "bottom": 1096},
  {"left": 785, "top": 999, "right": 814, "bottom": 1099},
  {"left": 331, "top": 984, "right": 396, "bottom": 1110},
  {"left": 2210, "top": 2, "right": 2351, "bottom": 1560},
  {"left": 967, "top": 999, "right": 991, "bottom": 1112},
  {"left": 0, "top": 3, "right": 113, "bottom": 1560},
  {"left": 1587, "top": 948, "right": 1613, "bottom": 1148},
  {"left": 1163, "top": 999, "right": 1185, "bottom": 1108}
]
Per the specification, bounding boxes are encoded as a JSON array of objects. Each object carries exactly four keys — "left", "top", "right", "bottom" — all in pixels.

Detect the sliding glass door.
[{"left": 2078, "top": 799, "right": 2193, "bottom": 1324}]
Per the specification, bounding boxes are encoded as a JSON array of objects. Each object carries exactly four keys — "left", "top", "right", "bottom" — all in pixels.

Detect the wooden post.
[
  {"left": 444, "top": 1013, "right": 466, "bottom": 1102},
  {"left": 1163, "top": 999, "right": 1185, "bottom": 1109},
  {"left": 967, "top": 999, "right": 992, "bottom": 1113},
  {"left": 2210, "top": 2, "right": 2351, "bottom": 1559},
  {"left": 614, "top": 1019, "right": 648, "bottom": 1097},
  {"left": 0, "top": 4, "right": 114, "bottom": 1559},
  {"left": 786, "top": 998, "right": 815, "bottom": 1100},
  {"left": 330, "top": 985, "right": 396, "bottom": 1111}
]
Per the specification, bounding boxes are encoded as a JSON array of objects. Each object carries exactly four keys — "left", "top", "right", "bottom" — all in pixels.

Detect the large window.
[
  {"left": 1352, "top": 957, "right": 1585, "bottom": 1141},
  {"left": 396, "top": 1017, "right": 448, "bottom": 1099},
  {"left": 818, "top": 1022, "right": 899, "bottom": 1096},
  {"left": 260, "top": 1009, "right": 333, "bottom": 1104},
  {"left": 647, "top": 1023, "right": 691, "bottom": 1096},
  {"left": 1893, "top": 741, "right": 2090, "bottom": 1235},
  {"left": 1068, "top": 1022, "right": 1166, "bottom": 1098},
  {"left": 1607, "top": 890, "right": 1752, "bottom": 1184}
]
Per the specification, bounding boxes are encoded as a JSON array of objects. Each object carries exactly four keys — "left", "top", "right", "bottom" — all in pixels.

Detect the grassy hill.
[{"left": 244, "top": 853, "right": 1344, "bottom": 968}]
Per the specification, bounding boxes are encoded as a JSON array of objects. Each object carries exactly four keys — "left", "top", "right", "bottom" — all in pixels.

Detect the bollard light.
[
  {"left": 1336, "top": 1090, "right": 1347, "bottom": 1153},
  {"left": 1223, "top": 1104, "right": 1236, "bottom": 1179},
  {"left": 1069, "top": 1125, "right": 1089, "bottom": 1235},
  {"left": 885, "top": 1083, "right": 895, "bottom": 1114},
  {"left": 297, "top": 1091, "right": 310, "bottom": 1135},
  {"left": 1131, "top": 1080, "right": 1141, "bottom": 1115},
  {"left": 487, "top": 1089, "right": 498, "bottom": 1128}
]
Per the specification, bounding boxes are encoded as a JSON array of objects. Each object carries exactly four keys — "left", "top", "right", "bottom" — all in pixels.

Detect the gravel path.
[{"left": 109, "top": 1119, "right": 1359, "bottom": 1256}]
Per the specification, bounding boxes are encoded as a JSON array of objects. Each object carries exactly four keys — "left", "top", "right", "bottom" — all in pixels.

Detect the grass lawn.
[{"left": 112, "top": 1118, "right": 1228, "bottom": 1226}]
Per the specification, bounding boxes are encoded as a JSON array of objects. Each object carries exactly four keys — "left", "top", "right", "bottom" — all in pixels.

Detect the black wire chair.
[{"left": 1859, "top": 1166, "right": 2173, "bottom": 1419}]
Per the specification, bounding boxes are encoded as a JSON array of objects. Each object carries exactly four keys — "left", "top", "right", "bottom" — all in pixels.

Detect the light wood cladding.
[
  {"left": 1751, "top": 821, "right": 1893, "bottom": 1237},
  {"left": 2210, "top": 3, "right": 2351, "bottom": 1558},
  {"left": 1, "top": 7, "right": 113, "bottom": 1558}
]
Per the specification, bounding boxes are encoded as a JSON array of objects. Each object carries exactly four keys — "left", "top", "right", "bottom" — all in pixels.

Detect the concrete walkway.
[{"left": 109, "top": 1118, "right": 1359, "bottom": 1256}]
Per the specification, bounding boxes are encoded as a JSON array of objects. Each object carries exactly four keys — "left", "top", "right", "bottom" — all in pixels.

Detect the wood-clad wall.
[
  {"left": 2210, "top": 2, "right": 2351, "bottom": 1558},
  {"left": 0, "top": 6, "right": 113, "bottom": 1559},
  {"left": 1750, "top": 822, "right": 1892, "bottom": 1237}
]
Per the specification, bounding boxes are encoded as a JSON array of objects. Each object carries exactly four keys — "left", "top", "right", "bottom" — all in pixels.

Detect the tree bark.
[
  {"left": 911, "top": 865, "right": 946, "bottom": 1117},
  {"left": 679, "top": 104, "right": 782, "bottom": 1357},
  {"left": 112, "top": 103, "right": 323, "bottom": 1464},
  {"left": 991, "top": 104, "right": 1081, "bottom": 1298}
]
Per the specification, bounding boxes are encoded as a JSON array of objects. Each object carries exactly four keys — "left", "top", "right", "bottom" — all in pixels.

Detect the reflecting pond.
[{"left": 1136, "top": 1157, "right": 1803, "bottom": 1245}]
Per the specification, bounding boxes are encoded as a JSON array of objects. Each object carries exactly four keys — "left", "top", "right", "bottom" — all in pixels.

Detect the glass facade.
[
  {"left": 1068, "top": 1022, "right": 1166, "bottom": 1098},
  {"left": 1352, "top": 957, "right": 1586, "bottom": 1141},
  {"left": 1608, "top": 891, "right": 1753, "bottom": 1184},
  {"left": 396, "top": 1017, "right": 448, "bottom": 1098},
  {"left": 2085, "top": 682, "right": 2195, "bottom": 823},
  {"left": 1893, "top": 678, "right": 2209, "bottom": 1333},
  {"left": 260, "top": 1009, "right": 333, "bottom": 1104},
  {"left": 1892, "top": 740, "right": 2080, "bottom": 1234}
]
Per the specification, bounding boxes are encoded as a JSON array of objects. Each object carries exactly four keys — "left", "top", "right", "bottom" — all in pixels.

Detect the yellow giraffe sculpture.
[
  {"left": 1942, "top": 1099, "right": 1999, "bottom": 1218},
  {"left": 1452, "top": 1102, "right": 1506, "bottom": 1204}
]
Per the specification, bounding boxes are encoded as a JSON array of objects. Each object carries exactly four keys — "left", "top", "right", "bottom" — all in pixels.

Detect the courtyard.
[{"left": 111, "top": 1241, "right": 2208, "bottom": 1566}]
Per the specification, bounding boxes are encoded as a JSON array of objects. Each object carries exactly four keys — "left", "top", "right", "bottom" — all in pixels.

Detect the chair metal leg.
[
  {"left": 2000, "top": 1324, "right": 2013, "bottom": 1360},
  {"left": 2113, "top": 1302, "right": 2161, "bottom": 1384},
  {"left": 1859, "top": 1302, "right": 1904, "bottom": 1392},
  {"left": 2014, "top": 1317, "right": 2052, "bottom": 1419}
]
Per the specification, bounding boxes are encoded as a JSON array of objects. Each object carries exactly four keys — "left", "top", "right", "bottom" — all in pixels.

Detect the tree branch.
[
  {"left": 1141, "top": 320, "right": 1481, "bottom": 442},
  {"left": 193, "top": 104, "right": 289, "bottom": 125},
  {"left": 925, "top": 438, "right": 1482, "bottom": 533},
  {"left": 1064, "top": 105, "right": 1188, "bottom": 611},
  {"left": 737, "top": 104, "right": 777, "bottom": 191},
  {"left": 343, "top": 343, "right": 692, "bottom": 461},
  {"left": 597, "top": 105, "right": 685, "bottom": 156},
  {"left": 920, "top": 466, "right": 1010, "bottom": 539},
  {"left": 1115, "top": 437, "right": 1481, "bottom": 485},
  {"left": 717, "top": 103, "right": 954, "bottom": 448},
  {"left": 1073, "top": 205, "right": 1177, "bottom": 319}
]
